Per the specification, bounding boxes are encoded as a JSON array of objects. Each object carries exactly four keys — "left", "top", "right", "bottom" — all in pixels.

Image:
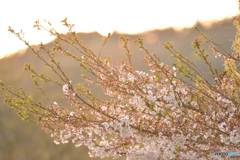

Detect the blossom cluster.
[{"left": 35, "top": 53, "right": 240, "bottom": 159}]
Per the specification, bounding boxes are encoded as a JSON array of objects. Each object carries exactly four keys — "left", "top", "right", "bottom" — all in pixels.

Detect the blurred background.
[{"left": 0, "top": 0, "right": 239, "bottom": 159}]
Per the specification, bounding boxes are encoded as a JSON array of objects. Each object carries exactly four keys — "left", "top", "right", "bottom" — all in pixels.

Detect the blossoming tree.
[{"left": 1, "top": 13, "right": 240, "bottom": 159}]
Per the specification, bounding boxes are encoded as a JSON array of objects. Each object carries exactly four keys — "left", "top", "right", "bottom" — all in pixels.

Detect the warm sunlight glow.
[{"left": 1, "top": 0, "right": 239, "bottom": 59}]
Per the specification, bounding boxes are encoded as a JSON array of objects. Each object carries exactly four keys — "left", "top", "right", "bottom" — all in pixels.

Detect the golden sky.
[{"left": 1, "top": 0, "right": 239, "bottom": 59}]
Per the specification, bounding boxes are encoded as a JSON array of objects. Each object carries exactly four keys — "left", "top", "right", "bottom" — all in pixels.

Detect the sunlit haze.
[{"left": 1, "top": 0, "right": 239, "bottom": 59}]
